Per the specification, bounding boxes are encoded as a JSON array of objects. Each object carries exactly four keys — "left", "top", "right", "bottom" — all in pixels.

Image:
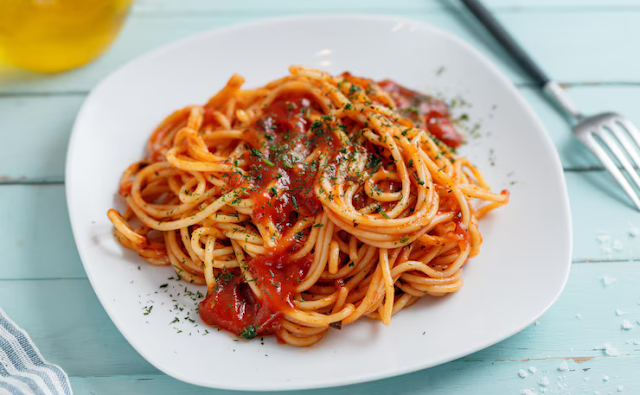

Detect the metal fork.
[{"left": 461, "top": 0, "right": 640, "bottom": 210}]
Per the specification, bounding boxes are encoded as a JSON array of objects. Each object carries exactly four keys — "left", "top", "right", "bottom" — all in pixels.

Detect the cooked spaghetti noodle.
[{"left": 108, "top": 66, "right": 509, "bottom": 346}]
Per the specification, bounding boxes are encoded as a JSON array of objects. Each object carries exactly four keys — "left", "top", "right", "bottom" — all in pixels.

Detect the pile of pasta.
[{"left": 108, "top": 66, "right": 509, "bottom": 346}]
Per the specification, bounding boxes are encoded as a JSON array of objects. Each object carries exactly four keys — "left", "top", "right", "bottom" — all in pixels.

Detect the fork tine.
[
  {"left": 597, "top": 129, "right": 640, "bottom": 190},
  {"left": 582, "top": 132, "right": 640, "bottom": 211},
  {"left": 607, "top": 121, "right": 640, "bottom": 171},
  {"left": 615, "top": 117, "right": 640, "bottom": 152}
]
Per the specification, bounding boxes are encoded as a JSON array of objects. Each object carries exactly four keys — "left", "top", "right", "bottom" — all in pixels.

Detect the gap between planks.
[{"left": 0, "top": 177, "right": 64, "bottom": 185}]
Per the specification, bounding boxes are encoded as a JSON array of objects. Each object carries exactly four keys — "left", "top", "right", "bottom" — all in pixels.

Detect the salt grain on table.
[
  {"left": 558, "top": 360, "right": 569, "bottom": 371},
  {"left": 603, "top": 343, "right": 619, "bottom": 356},
  {"left": 518, "top": 369, "right": 528, "bottom": 378},
  {"left": 612, "top": 239, "right": 623, "bottom": 251},
  {"left": 622, "top": 320, "right": 633, "bottom": 330},
  {"left": 596, "top": 234, "right": 613, "bottom": 255},
  {"left": 602, "top": 276, "right": 617, "bottom": 287},
  {"left": 528, "top": 366, "right": 537, "bottom": 374}
]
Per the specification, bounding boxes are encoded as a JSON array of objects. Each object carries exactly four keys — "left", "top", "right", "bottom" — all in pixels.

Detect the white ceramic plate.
[{"left": 66, "top": 15, "right": 572, "bottom": 391}]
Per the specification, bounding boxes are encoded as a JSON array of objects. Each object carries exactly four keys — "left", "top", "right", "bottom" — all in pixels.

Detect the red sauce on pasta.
[
  {"left": 199, "top": 252, "right": 311, "bottom": 337},
  {"left": 378, "top": 80, "right": 463, "bottom": 148},
  {"left": 200, "top": 79, "right": 463, "bottom": 338},
  {"left": 199, "top": 92, "right": 327, "bottom": 337}
]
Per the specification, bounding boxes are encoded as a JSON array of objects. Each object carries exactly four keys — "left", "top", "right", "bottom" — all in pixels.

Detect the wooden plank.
[
  {"left": 568, "top": 169, "right": 640, "bottom": 262},
  {"left": 3, "top": 260, "right": 639, "bottom": 391},
  {"left": 0, "top": 185, "right": 85, "bottom": 280},
  {"left": 4, "top": 84, "right": 640, "bottom": 181},
  {"left": 0, "top": 279, "right": 157, "bottom": 377},
  {"left": 1, "top": 10, "right": 640, "bottom": 95},
  {"left": 0, "top": 95, "right": 82, "bottom": 182},
  {"left": 68, "top": 353, "right": 640, "bottom": 395}
]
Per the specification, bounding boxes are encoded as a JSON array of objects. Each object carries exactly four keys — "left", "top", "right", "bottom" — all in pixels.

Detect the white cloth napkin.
[{"left": 0, "top": 308, "right": 72, "bottom": 395}]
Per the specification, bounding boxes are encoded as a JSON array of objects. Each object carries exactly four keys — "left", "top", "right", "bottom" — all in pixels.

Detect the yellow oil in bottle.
[{"left": 0, "top": 0, "right": 134, "bottom": 73}]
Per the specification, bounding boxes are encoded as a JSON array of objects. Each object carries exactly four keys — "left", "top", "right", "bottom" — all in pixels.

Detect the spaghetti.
[{"left": 108, "top": 66, "right": 509, "bottom": 346}]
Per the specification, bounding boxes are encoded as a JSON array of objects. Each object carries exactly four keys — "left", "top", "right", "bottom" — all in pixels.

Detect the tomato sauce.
[
  {"left": 199, "top": 92, "right": 333, "bottom": 338},
  {"left": 250, "top": 252, "right": 312, "bottom": 314},
  {"left": 199, "top": 78, "right": 463, "bottom": 339},
  {"left": 199, "top": 271, "right": 278, "bottom": 337},
  {"left": 234, "top": 91, "right": 335, "bottom": 228},
  {"left": 199, "top": 252, "right": 311, "bottom": 337},
  {"left": 378, "top": 80, "right": 463, "bottom": 148}
]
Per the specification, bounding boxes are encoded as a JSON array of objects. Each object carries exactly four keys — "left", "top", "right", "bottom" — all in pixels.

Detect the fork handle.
[{"left": 460, "top": 0, "right": 549, "bottom": 87}]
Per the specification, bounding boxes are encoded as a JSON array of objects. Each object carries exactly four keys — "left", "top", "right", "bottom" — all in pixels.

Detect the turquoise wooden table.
[{"left": 2, "top": 1, "right": 640, "bottom": 393}]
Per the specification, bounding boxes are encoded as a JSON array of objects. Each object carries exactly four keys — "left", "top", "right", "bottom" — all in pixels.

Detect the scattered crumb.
[
  {"left": 540, "top": 377, "right": 550, "bottom": 386},
  {"left": 628, "top": 223, "right": 639, "bottom": 237},
  {"left": 615, "top": 309, "right": 628, "bottom": 316},
  {"left": 602, "top": 276, "right": 617, "bottom": 287},
  {"left": 622, "top": 320, "right": 633, "bottom": 330},
  {"left": 576, "top": 313, "right": 583, "bottom": 319},
  {"left": 529, "top": 366, "right": 537, "bottom": 374},
  {"left": 618, "top": 385, "right": 625, "bottom": 392},
  {"left": 612, "top": 240, "right": 623, "bottom": 251},
  {"left": 519, "top": 369, "right": 528, "bottom": 378},
  {"left": 603, "top": 375, "right": 609, "bottom": 382},
  {"left": 603, "top": 343, "right": 619, "bottom": 356},
  {"left": 597, "top": 234, "right": 612, "bottom": 254},
  {"left": 558, "top": 361, "right": 569, "bottom": 371}
]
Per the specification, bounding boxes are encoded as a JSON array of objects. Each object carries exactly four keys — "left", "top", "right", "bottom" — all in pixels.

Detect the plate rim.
[{"left": 65, "top": 13, "right": 573, "bottom": 391}]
